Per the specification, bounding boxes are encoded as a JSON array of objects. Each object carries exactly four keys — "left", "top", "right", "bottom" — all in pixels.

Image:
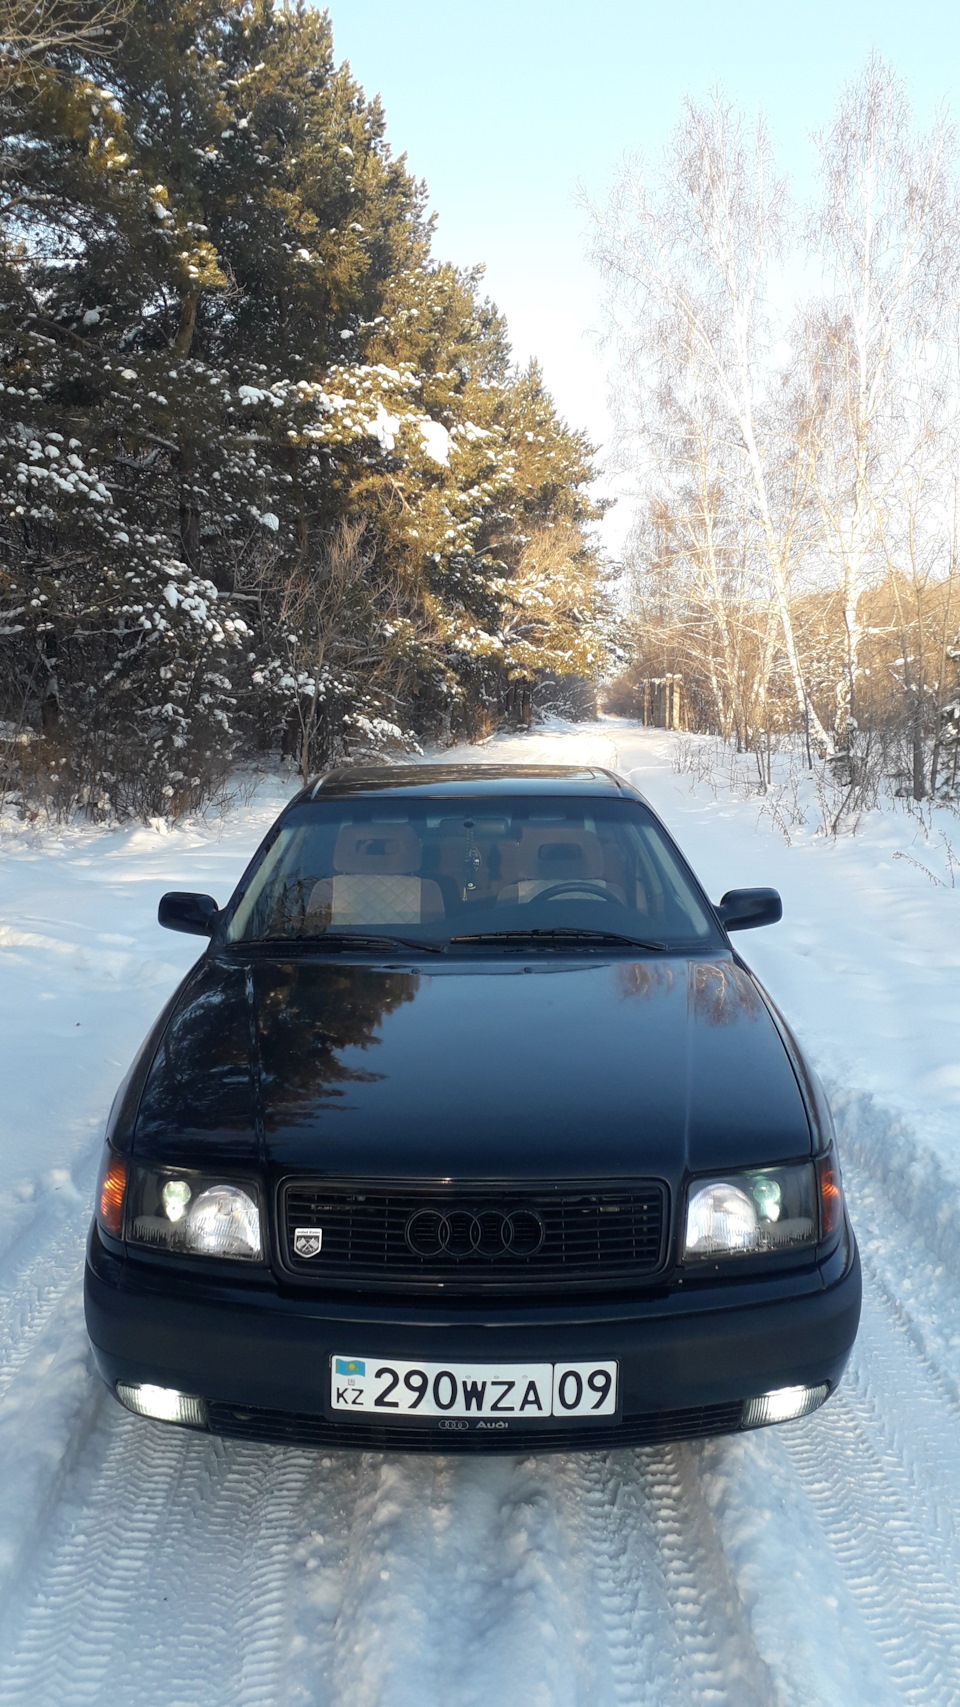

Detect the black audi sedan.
[{"left": 85, "top": 763, "right": 860, "bottom": 1452}]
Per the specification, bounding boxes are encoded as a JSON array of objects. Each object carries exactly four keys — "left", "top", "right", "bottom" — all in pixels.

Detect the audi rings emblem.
[{"left": 404, "top": 1206, "right": 546, "bottom": 1261}]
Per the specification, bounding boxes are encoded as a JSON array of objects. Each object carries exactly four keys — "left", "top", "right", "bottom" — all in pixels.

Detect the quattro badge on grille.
[{"left": 294, "top": 1226, "right": 323, "bottom": 1258}]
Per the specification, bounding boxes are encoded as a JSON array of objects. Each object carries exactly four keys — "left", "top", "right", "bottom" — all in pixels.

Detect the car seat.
[
  {"left": 307, "top": 823, "right": 444, "bottom": 926},
  {"left": 496, "top": 825, "right": 625, "bottom": 904}
]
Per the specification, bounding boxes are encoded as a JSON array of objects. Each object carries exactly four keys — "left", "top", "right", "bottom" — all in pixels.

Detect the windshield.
[{"left": 225, "top": 795, "right": 717, "bottom": 950}]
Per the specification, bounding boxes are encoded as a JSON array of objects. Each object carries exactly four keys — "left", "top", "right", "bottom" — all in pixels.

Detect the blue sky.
[{"left": 327, "top": 0, "right": 959, "bottom": 541}]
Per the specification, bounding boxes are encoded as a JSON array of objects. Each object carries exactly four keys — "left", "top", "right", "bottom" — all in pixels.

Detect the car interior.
[{"left": 227, "top": 801, "right": 715, "bottom": 946}]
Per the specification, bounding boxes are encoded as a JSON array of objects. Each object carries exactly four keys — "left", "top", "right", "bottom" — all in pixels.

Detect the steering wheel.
[{"left": 532, "top": 881, "right": 617, "bottom": 904}]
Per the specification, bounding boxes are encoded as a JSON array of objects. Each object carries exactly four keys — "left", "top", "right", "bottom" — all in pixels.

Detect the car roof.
[{"left": 300, "top": 763, "right": 642, "bottom": 803}]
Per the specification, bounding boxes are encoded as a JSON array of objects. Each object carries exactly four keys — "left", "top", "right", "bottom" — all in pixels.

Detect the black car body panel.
[
  {"left": 85, "top": 762, "right": 860, "bottom": 1451},
  {"left": 86, "top": 1219, "right": 860, "bottom": 1450},
  {"left": 133, "top": 952, "right": 812, "bottom": 1178}
]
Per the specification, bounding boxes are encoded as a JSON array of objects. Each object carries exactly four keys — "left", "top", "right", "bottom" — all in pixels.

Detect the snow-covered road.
[{"left": 2, "top": 722, "right": 960, "bottom": 1706}]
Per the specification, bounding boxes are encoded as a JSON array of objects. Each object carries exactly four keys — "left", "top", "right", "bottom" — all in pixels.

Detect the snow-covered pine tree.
[{"left": 0, "top": 0, "right": 606, "bottom": 817}]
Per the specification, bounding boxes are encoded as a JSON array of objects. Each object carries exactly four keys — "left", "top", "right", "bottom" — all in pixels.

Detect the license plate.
[{"left": 329, "top": 1356, "right": 618, "bottom": 1421}]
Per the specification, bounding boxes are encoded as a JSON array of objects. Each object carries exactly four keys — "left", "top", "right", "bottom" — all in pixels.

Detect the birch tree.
[
  {"left": 591, "top": 96, "right": 831, "bottom": 748},
  {"left": 868, "top": 322, "right": 960, "bottom": 796},
  {"left": 807, "top": 57, "right": 960, "bottom": 743},
  {"left": 631, "top": 382, "right": 774, "bottom": 746}
]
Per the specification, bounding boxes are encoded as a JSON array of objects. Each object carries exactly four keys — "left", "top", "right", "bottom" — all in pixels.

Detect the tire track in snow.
[
  {"left": 115, "top": 1431, "right": 312, "bottom": 1707},
  {"left": 0, "top": 1127, "right": 103, "bottom": 1407},
  {"left": 287, "top": 1450, "right": 591, "bottom": 1707},
  {"left": 0, "top": 1213, "right": 87, "bottom": 1399},
  {"left": 556, "top": 1446, "right": 776, "bottom": 1707},
  {"left": 0, "top": 1405, "right": 197, "bottom": 1707},
  {"left": 0, "top": 1406, "right": 318, "bottom": 1707},
  {"left": 289, "top": 1449, "right": 445, "bottom": 1707},
  {"left": 424, "top": 1452, "right": 590, "bottom": 1707},
  {"left": 692, "top": 1191, "right": 960, "bottom": 1707},
  {"left": 760, "top": 1124, "right": 960, "bottom": 1707},
  {"left": 3, "top": 1205, "right": 960, "bottom": 1707},
  {"left": 7, "top": 1244, "right": 958, "bottom": 1707},
  {"left": 777, "top": 1272, "right": 960, "bottom": 1706}
]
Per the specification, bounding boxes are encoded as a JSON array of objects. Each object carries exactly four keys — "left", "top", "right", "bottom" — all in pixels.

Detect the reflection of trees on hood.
[
  {"left": 688, "top": 961, "right": 762, "bottom": 1028},
  {"left": 255, "top": 963, "right": 418, "bottom": 1118},
  {"left": 136, "top": 960, "right": 418, "bottom": 1133},
  {"left": 138, "top": 961, "right": 257, "bottom": 1134},
  {"left": 618, "top": 961, "right": 675, "bottom": 1004}
]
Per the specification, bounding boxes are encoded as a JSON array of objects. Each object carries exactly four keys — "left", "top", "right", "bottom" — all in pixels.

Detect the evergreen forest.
[{"left": 0, "top": 0, "right": 607, "bottom": 817}]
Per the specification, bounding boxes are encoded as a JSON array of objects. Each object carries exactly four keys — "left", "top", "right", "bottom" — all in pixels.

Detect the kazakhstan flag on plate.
[{"left": 336, "top": 1358, "right": 365, "bottom": 1377}]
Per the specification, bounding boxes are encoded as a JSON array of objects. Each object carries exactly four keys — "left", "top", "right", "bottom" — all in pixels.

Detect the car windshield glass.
[{"left": 225, "top": 796, "right": 717, "bottom": 950}]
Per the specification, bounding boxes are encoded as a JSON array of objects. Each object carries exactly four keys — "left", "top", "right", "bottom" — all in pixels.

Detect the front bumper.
[{"left": 84, "top": 1222, "right": 861, "bottom": 1452}]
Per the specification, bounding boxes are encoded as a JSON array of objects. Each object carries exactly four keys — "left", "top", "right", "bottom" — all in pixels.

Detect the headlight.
[
  {"left": 683, "top": 1162, "right": 819, "bottom": 1260},
  {"left": 126, "top": 1167, "right": 263, "bottom": 1261}
]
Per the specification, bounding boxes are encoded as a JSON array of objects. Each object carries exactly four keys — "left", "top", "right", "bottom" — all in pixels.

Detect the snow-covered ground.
[{"left": 1, "top": 720, "right": 960, "bottom": 1706}]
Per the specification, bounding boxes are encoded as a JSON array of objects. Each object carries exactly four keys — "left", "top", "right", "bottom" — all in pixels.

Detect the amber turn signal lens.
[
  {"left": 817, "top": 1158, "right": 842, "bottom": 1237},
  {"left": 97, "top": 1153, "right": 127, "bottom": 1238}
]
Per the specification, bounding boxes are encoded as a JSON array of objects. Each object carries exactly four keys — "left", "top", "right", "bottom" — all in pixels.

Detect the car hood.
[{"left": 133, "top": 951, "right": 812, "bottom": 1179}]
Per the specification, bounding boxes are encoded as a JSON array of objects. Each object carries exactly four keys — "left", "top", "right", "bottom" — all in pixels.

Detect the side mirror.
[
  {"left": 716, "top": 887, "right": 782, "bottom": 932},
  {"left": 158, "top": 892, "right": 220, "bottom": 936}
]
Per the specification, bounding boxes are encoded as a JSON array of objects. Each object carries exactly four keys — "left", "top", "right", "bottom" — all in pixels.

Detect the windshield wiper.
[
  {"left": 237, "top": 932, "right": 447, "bottom": 956},
  {"left": 447, "top": 928, "right": 670, "bottom": 951}
]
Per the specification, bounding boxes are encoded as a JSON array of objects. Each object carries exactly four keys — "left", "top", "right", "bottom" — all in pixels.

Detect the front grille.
[
  {"left": 207, "top": 1399, "right": 743, "bottom": 1454},
  {"left": 279, "top": 1179, "right": 668, "bottom": 1293}
]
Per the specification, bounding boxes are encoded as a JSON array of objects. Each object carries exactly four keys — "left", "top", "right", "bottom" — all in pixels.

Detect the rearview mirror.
[
  {"left": 716, "top": 888, "right": 782, "bottom": 932},
  {"left": 158, "top": 892, "right": 220, "bottom": 936}
]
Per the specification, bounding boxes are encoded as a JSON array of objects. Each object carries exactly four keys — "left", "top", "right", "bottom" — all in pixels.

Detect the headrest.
[
  {"left": 500, "top": 825, "right": 605, "bottom": 883},
  {"left": 333, "top": 822, "right": 421, "bottom": 875}
]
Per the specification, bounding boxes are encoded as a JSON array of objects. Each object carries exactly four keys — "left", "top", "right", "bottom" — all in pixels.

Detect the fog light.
[
  {"left": 742, "top": 1384, "right": 829, "bottom": 1428},
  {"left": 116, "top": 1381, "right": 207, "bottom": 1428}
]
